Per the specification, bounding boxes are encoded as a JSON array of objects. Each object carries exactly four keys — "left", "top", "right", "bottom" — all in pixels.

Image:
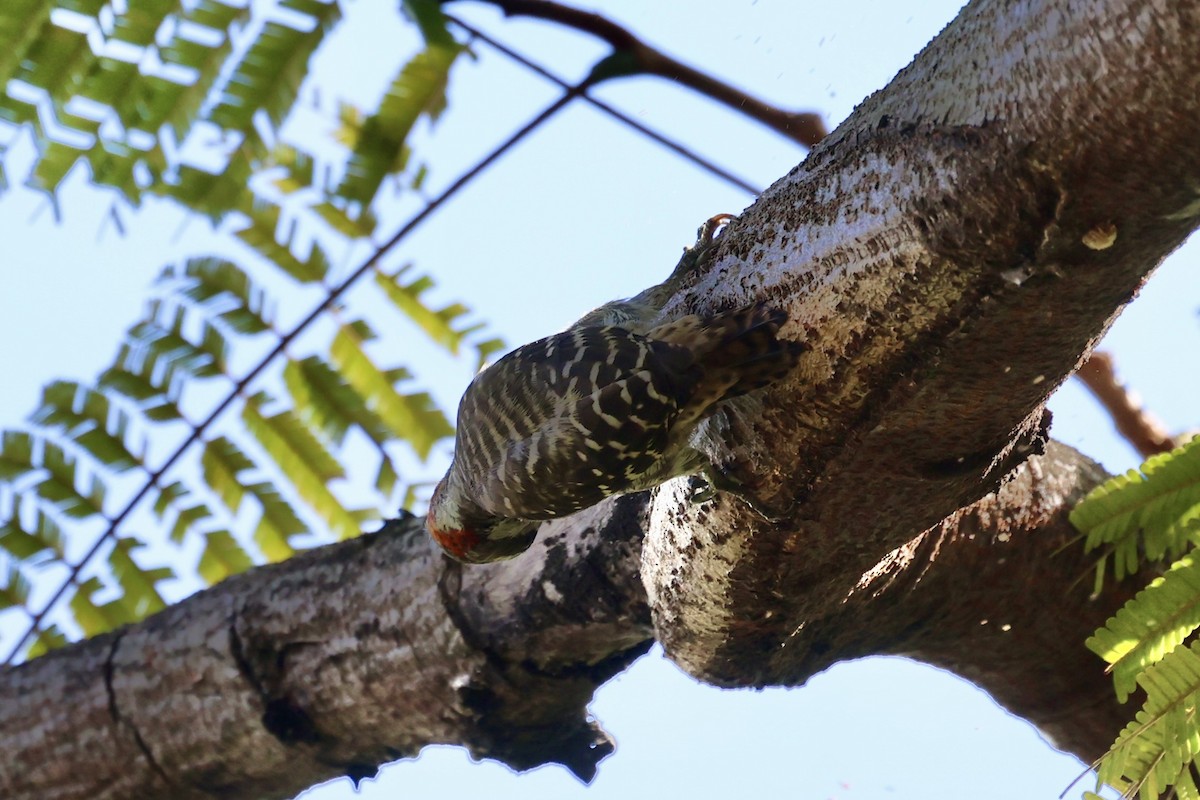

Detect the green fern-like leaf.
[
  {"left": 1, "top": 0, "right": 349, "bottom": 222},
  {"left": 0, "top": 500, "right": 65, "bottom": 562},
  {"left": 32, "top": 440, "right": 107, "bottom": 519},
  {"left": 336, "top": 40, "right": 463, "bottom": 206},
  {"left": 209, "top": 3, "right": 340, "bottom": 134},
  {"left": 185, "top": 0, "right": 250, "bottom": 32},
  {"left": 201, "top": 436, "right": 257, "bottom": 516},
  {"left": 375, "top": 455, "right": 400, "bottom": 498},
  {"left": 247, "top": 481, "right": 306, "bottom": 561},
  {"left": 1073, "top": 437, "right": 1200, "bottom": 584},
  {"left": 308, "top": 199, "right": 375, "bottom": 238},
  {"left": 197, "top": 529, "right": 255, "bottom": 585},
  {"left": 155, "top": 155, "right": 256, "bottom": 222},
  {"left": 164, "top": 257, "right": 274, "bottom": 335},
  {"left": 329, "top": 323, "right": 453, "bottom": 460},
  {"left": 0, "top": 0, "right": 53, "bottom": 90},
  {"left": 157, "top": 27, "right": 235, "bottom": 140},
  {"left": 16, "top": 23, "right": 94, "bottom": 108},
  {"left": 57, "top": 1, "right": 106, "bottom": 16},
  {"left": 284, "top": 354, "right": 409, "bottom": 448},
  {"left": 235, "top": 204, "right": 331, "bottom": 284},
  {"left": 124, "top": 302, "right": 229, "bottom": 384},
  {"left": 110, "top": 0, "right": 176, "bottom": 47},
  {"left": 169, "top": 503, "right": 211, "bottom": 545},
  {"left": 0, "top": 562, "right": 33, "bottom": 610},
  {"left": 243, "top": 393, "right": 343, "bottom": 480},
  {"left": 281, "top": 0, "right": 341, "bottom": 19},
  {"left": 401, "top": 0, "right": 455, "bottom": 47},
  {"left": 98, "top": 365, "right": 183, "bottom": 422},
  {"left": 69, "top": 576, "right": 126, "bottom": 636},
  {"left": 23, "top": 624, "right": 68, "bottom": 659},
  {"left": 152, "top": 480, "right": 188, "bottom": 519},
  {"left": 83, "top": 139, "right": 148, "bottom": 205},
  {"left": 242, "top": 394, "right": 365, "bottom": 540},
  {"left": 108, "top": 536, "right": 173, "bottom": 619},
  {"left": 30, "top": 381, "right": 144, "bottom": 473},
  {"left": 1097, "top": 642, "right": 1200, "bottom": 799},
  {"left": 1089, "top": 554, "right": 1200, "bottom": 703},
  {"left": 28, "top": 138, "right": 87, "bottom": 197},
  {"left": 68, "top": 572, "right": 167, "bottom": 636},
  {"left": 268, "top": 143, "right": 319, "bottom": 194},
  {"left": 0, "top": 431, "right": 37, "bottom": 483},
  {"left": 374, "top": 263, "right": 493, "bottom": 357}
]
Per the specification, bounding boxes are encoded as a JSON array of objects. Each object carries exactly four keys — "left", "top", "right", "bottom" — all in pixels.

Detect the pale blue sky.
[{"left": 3, "top": 1, "right": 1190, "bottom": 797}]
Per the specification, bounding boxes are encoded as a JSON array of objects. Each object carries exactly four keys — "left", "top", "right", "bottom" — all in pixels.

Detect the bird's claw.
[
  {"left": 689, "top": 467, "right": 790, "bottom": 524},
  {"left": 689, "top": 478, "right": 718, "bottom": 505},
  {"left": 668, "top": 213, "right": 737, "bottom": 283}
]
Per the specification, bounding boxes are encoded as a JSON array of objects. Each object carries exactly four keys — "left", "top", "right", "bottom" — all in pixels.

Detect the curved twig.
[{"left": 453, "top": 0, "right": 828, "bottom": 147}]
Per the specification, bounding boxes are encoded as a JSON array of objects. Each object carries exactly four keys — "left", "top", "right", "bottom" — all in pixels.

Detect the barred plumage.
[{"left": 426, "top": 303, "right": 802, "bottom": 563}]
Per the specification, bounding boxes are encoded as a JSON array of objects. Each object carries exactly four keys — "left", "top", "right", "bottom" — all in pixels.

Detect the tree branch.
[
  {"left": 0, "top": 506, "right": 652, "bottom": 800},
  {"left": 1, "top": 442, "right": 1137, "bottom": 800},
  {"left": 7, "top": 1, "right": 1200, "bottom": 797},
  {"left": 640, "top": 0, "right": 1200, "bottom": 691},
  {"left": 455, "top": 0, "right": 828, "bottom": 147},
  {"left": 1077, "top": 351, "right": 1179, "bottom": 458},
  {"left": 763, "top": 441, "right": 1137, "bottom": 762}
]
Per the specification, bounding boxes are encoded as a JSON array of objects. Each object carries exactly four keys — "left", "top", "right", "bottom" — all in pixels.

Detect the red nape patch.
[{"left": 429, "top": 525, "right": 480, "bottom": 561}]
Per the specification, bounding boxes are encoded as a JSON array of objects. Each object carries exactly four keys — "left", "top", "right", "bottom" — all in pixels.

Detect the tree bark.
[
  {"left": 641, "top": 0, "right": 1199, "bottom": 677},
  {"left": 1, "top": 505, "right": 651, "bottom": 799},
  {"left": 5, "top": 0, "right": 1200, "bottom": 797}
]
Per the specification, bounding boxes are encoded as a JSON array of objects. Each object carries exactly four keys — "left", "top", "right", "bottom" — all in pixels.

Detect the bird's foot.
[
  {"left": 689, "top": 467, "right": 790, "bottom": 523},
  {"left": 689, "top": 476, "right": 719, "bottom": 505},
  {"left": 666, "top": 213, "right": 737, "bottom": 284},
  {"left": 695, "top": 212, "right": 736, "bottom": 249}
]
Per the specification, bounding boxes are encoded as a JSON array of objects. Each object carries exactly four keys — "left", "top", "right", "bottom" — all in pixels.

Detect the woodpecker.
[{"left": 426, "top": 217, "right": 802, "bottom": 563}]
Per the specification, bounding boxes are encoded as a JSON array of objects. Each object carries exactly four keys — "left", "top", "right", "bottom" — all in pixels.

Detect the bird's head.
[{"left": 426, "top": 475, "right": 539, "bottom": 564}]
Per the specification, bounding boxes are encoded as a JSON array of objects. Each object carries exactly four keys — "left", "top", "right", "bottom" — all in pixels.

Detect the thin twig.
[
  {"left": 1076, "top": 351, "right": 1179, "bottom": 458},
  {"left": 447, "top": 15, "right": 762, "bottom": 196},
  {"left": 452, "top": 0, "right": 828, "bottom": 147}
]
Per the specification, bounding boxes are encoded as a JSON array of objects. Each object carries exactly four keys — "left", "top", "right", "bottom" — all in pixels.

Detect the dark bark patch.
[{"left": 262, "top": 697, "right": 321, "bottom": 745}]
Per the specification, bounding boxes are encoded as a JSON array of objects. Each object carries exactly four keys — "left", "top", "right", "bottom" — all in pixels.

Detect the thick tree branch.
[
  {"left": 456, "top": 0, "right": 828, "bottom": 147},
  {"left": 1, "top": 507, "right": 651, "bottom": 800},
  {"left": 756, "top": 441, "right": 1137, "bottom": 762},
  {"left": 2, "top": 442, "right": 1134, "bottom": 800},
  {"left": 640, "top": 0, "right": 1200, "bottom": 688},
  {"left": 6, "top": 1, "right": 1200, "bottom": 797}
]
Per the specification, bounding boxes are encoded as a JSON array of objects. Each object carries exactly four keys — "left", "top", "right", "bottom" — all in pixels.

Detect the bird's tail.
[
  {"left": 650, "top": 303, "right": 802, "bottom": 395},
  {"left": 647, "top": 303, "right": 802, "bottom": 432}
]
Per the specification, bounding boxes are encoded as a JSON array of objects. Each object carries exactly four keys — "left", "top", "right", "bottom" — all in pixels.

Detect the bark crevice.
[{"left": 104, "top": 631, "right": 174, "bottom": 790}]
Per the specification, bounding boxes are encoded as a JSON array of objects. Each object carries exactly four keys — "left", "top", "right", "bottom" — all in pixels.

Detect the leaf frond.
[
  {"left": 1074, "top": 438, "right": 1200, "bottom": 584},
  {"left": 1089, "top": 554, "right": 1200, "bottom": 703}
]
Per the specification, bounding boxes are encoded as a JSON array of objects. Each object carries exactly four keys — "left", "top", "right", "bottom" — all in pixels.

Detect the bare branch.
[
  {"left": 1077, "top": 351, "right": 1179, "bottom": 458},
  {"left": 776, "top": 441, "right": 1136, "bottom": 762},
  {"left": 1, "top": 442, "right": 1135, "bottom": 800},
  {"left": 456, "top": 0, "right": 828, "bottom": 147},
  {"left": 0, "top": 506, "right": 652, "bottom": 800}
]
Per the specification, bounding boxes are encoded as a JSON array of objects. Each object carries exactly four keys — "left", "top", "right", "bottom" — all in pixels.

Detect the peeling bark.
[{"left": 4, "top": 0, "right": 1200, "bottom": 798}]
